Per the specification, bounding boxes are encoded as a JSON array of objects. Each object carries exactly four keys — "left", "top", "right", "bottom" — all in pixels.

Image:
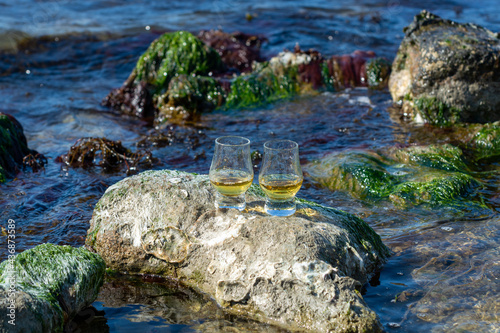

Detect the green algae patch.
[
  {"left": 306, "top": 144, "right": 485, "bottom": 209},
  {"left": 225, "top": 64, "right": 299, "bottom": 109},
  {"left": 157, "top": 74, "right": 226, "bottom": 115},
  {"left": 0, "top": 243, "right": 106, "bottom": 331},
  {"left": 135, "top": 31, "right": 223, "bottom": 95},
  {"left": 365, "top": 57, "right": 391, "bottom": 89},
  {"left": 467, "top": 123, "right": 500, "bottom": 161},
  {"left": 414, "top": 97, "right": 461, "bottom": 127},
  {"left": 390, "top": 144, "right": 470, "bottom": 173},
  {"left": 306, "top": 151, "right": 397, "bottom": 200},
  {"left": 390, "top": 173, "right": 482, "bottom": 208}
]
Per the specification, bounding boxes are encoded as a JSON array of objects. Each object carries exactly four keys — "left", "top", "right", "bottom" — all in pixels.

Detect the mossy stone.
[
  {"left": 0, "top": 243, "right": 106, "bottom": 332},
  {"left": 307, "top": 144, "right": 485, "bottom": 209},
  {"left": 157, "top": 74, "right": 226, "bottom": 115},
  {"left": 135, "top": 31, "right": 223, "bottom": 96},
  {"left": 390, "top": 172, "right": 481, "bottom": 208},
  {"left": 225, "top": 63, "right": 299, "bottom": 109},
  {"left": 414, "top": 97, "right": 461, "bottom": 127},
  {"left": 391, "top": 144, "right": 469, "bottom": 173},
  {"left": 468, "top": 123, "right": 500, "bottom": 161},
  {"left": 307, "top": 152, "right": 397, "bottom": 200},
  {"left": 365, "top": 57, "right": 391, "bottom": 89}
]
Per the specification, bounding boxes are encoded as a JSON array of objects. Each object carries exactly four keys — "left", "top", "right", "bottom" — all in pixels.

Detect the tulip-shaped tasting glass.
[
  {"left": 259, "top": 140, "right": 303, "bottom": 216},
  {"left": 209, "top": 136, "right": 253, "bottom": 211}
]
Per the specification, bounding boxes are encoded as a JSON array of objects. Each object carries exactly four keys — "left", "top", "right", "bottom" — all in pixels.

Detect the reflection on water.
[{"left": 1, "top": 0, "right": 500, "bottom": 332}]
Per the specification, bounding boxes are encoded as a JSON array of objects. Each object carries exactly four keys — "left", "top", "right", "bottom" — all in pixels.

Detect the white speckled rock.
[{"left": 87, "top": 169, "right": 389, "bottom": 332}]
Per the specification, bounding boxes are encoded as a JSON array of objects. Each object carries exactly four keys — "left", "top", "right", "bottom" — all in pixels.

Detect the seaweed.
[
  {"left": 56, "top": 137, "right": 156, "bottom": 175},
  {"left": 467, "top": 123, "right": 500, "bottom": 161}
]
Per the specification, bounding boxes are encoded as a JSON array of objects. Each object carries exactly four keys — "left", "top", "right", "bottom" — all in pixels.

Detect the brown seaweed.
[{"left": 56, "top": 137, "right": 156, "bottom": 175}]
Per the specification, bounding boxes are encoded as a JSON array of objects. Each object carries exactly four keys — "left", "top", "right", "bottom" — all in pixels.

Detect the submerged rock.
[
  {"left": 0, "top": 243, "right": 105, "bottom": 332},
  {"left": 463, "top": 122, "right": 500, "bottom": 161},
  {"left": 0, "top": 112, "right": 46, "bottom": 182},
  {"left": 389, "top": 10, "right": 500, "bottom": 126},
  {"left": 104, "top": 30, "right": 390, "bottom": 124},
  {"left": 306, "top": 144, "right": 485, "bottom": 209},
  {"left": 86, "top": 169, "right": 389, "bottom": 332}
]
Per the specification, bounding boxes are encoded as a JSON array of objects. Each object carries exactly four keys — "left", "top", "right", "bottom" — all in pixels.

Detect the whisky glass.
[
  {"left": 259, "top": 140, "right": 303, "bottom": 216},
  {"left": 209, "top": 136, "right": 253, "bottom": 211}
]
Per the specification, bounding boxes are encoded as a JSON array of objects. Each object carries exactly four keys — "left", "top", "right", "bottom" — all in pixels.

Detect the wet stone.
[
  {"left": 0, "top": 112, "right": 46, "bottom": 182},
  {"left": 389, "top": 10, "right": 500, "bottom": 126}
]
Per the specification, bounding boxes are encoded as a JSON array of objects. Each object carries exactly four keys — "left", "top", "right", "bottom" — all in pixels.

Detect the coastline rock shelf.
[
  {"left": 86, "top": 169, "right": 390, "bottom": 332},
  {"left": 0, "top": 244, "right": 105, "bottom": 332},
  {"left": 389, "top": 10, "right": 500, "bottom": 126},
  {"left": 103, "top": 30, "right": 391, "bottom": 124}
]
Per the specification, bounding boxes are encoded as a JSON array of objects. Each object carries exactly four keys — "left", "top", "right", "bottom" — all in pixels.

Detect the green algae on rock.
[
  {"left": 103, "top": 30, "right": 391, "bottom": 123},
  {"left": 225, "top": 61, "right": 299, "bottom": 109},
  {"left": 306, "top": 144, "right": 485, "bottom": 209},
  {"left": 305, "top": 151, "right": 397, "bottom": 200},
  {"left": 365, "top": 57, "right": 392, "bottom": 89},
  {"left": 465, "top": 123, "right": 500, "bottom": 161},
  {"left": 103, "top": 31, "right": 226, "bottom": 123},
  {"left": 156, "top": 74, "right": 226, "bottom": 122},
  {"left": 0, "top": 112, "right": 45, "bottom": 182},
  {"left": 87, "top": 169, "right": 389, "bottom": 332},
  {"left": 135, "top": 31, "right": 223, "bottom": 92},
  {"left": 389, "top": 10, "right": 500, "bottom": 126},
  {"left": 0, "top": 243, "right": 106, "bottom": 332}
]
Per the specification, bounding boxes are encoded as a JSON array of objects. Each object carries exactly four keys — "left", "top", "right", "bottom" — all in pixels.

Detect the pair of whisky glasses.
[{"left": 209, "top": 137, "right": 303, "bottom": 216}]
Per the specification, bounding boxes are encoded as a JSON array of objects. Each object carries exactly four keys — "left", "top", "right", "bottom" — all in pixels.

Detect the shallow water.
[{"left": 1, "top": 1, "right": 500, "bottom": 332}]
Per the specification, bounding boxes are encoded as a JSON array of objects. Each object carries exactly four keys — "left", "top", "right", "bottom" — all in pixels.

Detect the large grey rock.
[
  {"left": 86, "top": 169, "right": 390, "bottom": 332},
  {"left": 0, "top": 243, "right": 106, "bottom": 333},
  {"left": 389, "top": 10, "right": 500, "bottom": 126}
]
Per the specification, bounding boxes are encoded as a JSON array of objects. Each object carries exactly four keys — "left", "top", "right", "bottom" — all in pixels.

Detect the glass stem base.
[
  {"left": 215, "top": 192, "right": 246, "bottom": 211},
  {"left": 264, "top": 198, "right": 296, "bottom": 216}
]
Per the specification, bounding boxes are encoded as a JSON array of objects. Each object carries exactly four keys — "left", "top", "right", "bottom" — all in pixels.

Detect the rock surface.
[
  {"left": 389, "top": 10, "right": 500, "bottom": 126},
  {"left": 0, "top": 243, "right": 106, "bottom": 332},
  {"left": 0, "top": 112, "right": 45, "bottom": 182},
  {"left": 86, "top": 169, "right": 389, "bottom": 332}
]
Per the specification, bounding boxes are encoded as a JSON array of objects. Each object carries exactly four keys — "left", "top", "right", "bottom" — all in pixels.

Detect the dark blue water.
[{"left": 1, "top": 1, "right": 500, "bottom": 332}]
